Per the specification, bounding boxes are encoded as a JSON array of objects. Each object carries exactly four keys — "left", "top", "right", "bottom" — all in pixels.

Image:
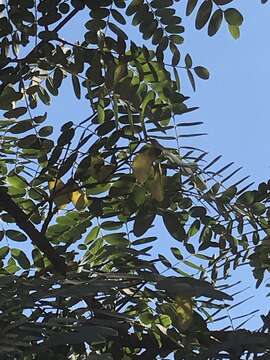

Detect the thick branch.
[{"left": 0, "top": 187, "right": 67, "bottom": 275}]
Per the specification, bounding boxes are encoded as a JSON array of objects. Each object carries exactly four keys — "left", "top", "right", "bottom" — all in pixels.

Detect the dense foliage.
[{"left": 0, "top": 0, "right": 270, "bottom": 359}]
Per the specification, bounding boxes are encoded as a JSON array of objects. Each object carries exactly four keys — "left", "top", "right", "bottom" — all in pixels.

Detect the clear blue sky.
[
  {"left": 39, "top": 0, "right": 270, "bottom": 331},
  {"left": 182, "top": 1, "right": 270, "bottom": 185}
]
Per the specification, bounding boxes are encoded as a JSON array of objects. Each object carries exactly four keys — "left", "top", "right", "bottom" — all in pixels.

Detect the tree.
[{"left": 0, "top": 0, "right": 270, "bottom": 358}]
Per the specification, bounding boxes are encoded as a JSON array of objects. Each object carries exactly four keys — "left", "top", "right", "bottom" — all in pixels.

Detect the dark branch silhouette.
[{"left": 0, "top": 187, "right": 67, "bottom": 274}]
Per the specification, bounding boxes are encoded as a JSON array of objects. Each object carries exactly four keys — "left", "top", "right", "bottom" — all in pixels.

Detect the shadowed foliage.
[{"left": 0, "top": 0, "right": 270, "bottom": 359}]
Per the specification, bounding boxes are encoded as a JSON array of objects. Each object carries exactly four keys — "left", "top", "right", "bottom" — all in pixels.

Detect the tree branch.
[{"left": 0, "top": 187, "right": 67, "bottom": 275}]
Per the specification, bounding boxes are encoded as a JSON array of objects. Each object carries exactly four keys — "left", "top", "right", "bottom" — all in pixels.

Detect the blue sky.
[{"left": 182, "top": 0, "right": 270, "bottom": 185}]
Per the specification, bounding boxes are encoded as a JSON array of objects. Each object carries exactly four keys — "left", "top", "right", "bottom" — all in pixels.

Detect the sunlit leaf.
[
  {"left": 48, "top": 179, "right": 70, "bottom": 209},
  {"left": 132, "top": 147, "right": 160, "bottom": 184},
  {"left": 175, "top": 296, "right": 193, "bottom": 330},
  {"left": 71, "top": 190, "right": 91, "bottom": 211}
]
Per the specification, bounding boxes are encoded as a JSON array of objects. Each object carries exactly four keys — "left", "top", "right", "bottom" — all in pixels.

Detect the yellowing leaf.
[
  {"left": 48, "top": 178, "right": 63, "bottom": 192},
  {"left": 71, "top": 190, "right": 91, "bottom": 210},
  {"left": 175, "top": 296, "right": 193, "bottom": 330},
  {"left": 48, "top": 179, "right": 70, "bottom": 209},
  {"left": 228, "top": 24, "right": 240, "bottom": 39},
  {"left": 132, "top": 148, "right": 160, "bottom": 184},
  {"left": 150, "top": 165, "right": 164, "bottom": 202}
]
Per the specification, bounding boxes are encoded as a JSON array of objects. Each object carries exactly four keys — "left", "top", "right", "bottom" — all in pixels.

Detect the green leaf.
[
  {"left": 37, "top": 86, "right": 51, "bottom": 105},
  {"left": 39, "top": 126, "right": 53, "bottom": 137},
  {"left": 185, "top": 54, "right": 192, "bottom": 68},
  {"left": 57, "top": 127, "right": 75, "bottom": 146},
  {"left": 194, "top": 66, "right": 209, "bottom": 80},
  {"left": 171, "top": 247, "right": 183, "bottom": 260},
  {"left": 140, "top": 312, "right": 153, "bottom": 325},
  {"left": 237, "top": 191, "right": 255, "bottom": 206},
  {"left": 108, "top": 22, "right": 128, "bottom": 39},
  {"left": 7, "top": 174, "right": 28, "bottom": 189},
  {"left": 4, "top": 107, "right": 27, "bottom": 119},
  {"left": 189, "top": 206, "right": 206, "bottom": 218},
  {"left": 85, "top": 226, "right": 100, "bottom": 244},
  {"left": 188, "top": 220, "right": 200, "bottom": 237},
  {"left": 251, "top": 203, "right": 266, "bottom": 216},
  {"left": 103, "top": 233, "right": 129, "bottom": 246},
  {"left": 59, "top": 2, "right": 70, "bottom": 13},
  {"left": 0, "top": 246, "right": 9, "bottom": 259},
  {"left": 133, "top": 207, "right": 156, "bottom": 237},
  {"left": 165, "top": 25, "right": 184, "bottom": 34},
  {"left": 6, "top": 230, "right": 27, "bottom": 242},
  {"left": 17, "top": 134, "right": 38, "bottom": 149},
  {"left": 171, "top": 44, "right": 180, "bottom": 67},
  {"left": 111, "top": 9, "right": 126, "bottom": 24},
  {"left": 11, "top": 248, "right": 30, "bottom": 269},
  {"left": 169, "top": 34, "right": 184, "bottom": 44},
  {"left": 114, "top": 62, "right": 128, "bottom": 84},
  {"left": 101, "top": 221, "right": 123, "bottom": 230},
  {"left": 126, "top": 0, "right": 143, "bottom": 16},
  {"left": 5, "top": 257, "right": 20, "bottom": 273},
  {"left": 208, "top": 9, "right": 223, "bottom": 36},
  {"left": 199, "top": 226, "right": 212, "bottom": 243},
  {"left": 151, "top": 0, "right": 173, "bottom": 8},
  {"left": 0, "top": 17, "right": 12, "bottom": 37},
  {"left": 32, "top": 248, "right": 45, "bottom": 268},
  {"left": 195, "top": 0, "right": 213, "bottom": 30},
  {"left": 187, "top": 69, "right": 196, "bottom": 91},
  {"left": 133, "top": 236, "right": 157, "bottom": 246},
  {"left": 193, "top": 175, "right": 207, "bottom": 191},
  {"left": 9, "top": 120, "right": 33, "bottom": 134},
  {"left": 156, "top": 8, "right": 175, "bottom": 17},
  {"left": 186, "top": 0, "right": 198, "bottom": 16},
  {"left": 46, "top": 76, "right": 59, "bottom": 96},
  {"left": 91, "top": 8, "right": 110, "bottom": 19},
  {"left": 162, "top": 212, "right": 187, "bottom": 241},
  {"left": 72, "top": 75, "right": 81, "bottom": 99},
  {"left": 224, "top": 8, "right": 243, "bottom": 26},
  {"left": 53, "top": 67, "right": 64, "bottom": 88},
  {"left": 0, "top": 86, "right": 23, "bottom": 110},
  {"left": 97, "top": 97, "right": 105, "bottom": 124},
  {"left": 38, "top": 30, "right": 58, "bottom": 41}
]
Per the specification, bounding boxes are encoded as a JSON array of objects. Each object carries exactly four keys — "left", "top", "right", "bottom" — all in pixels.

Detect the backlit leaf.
[
  {"left": 228, "top": 24, "right": 240, "bottom": 39},
  {"left": 175, "top": 296, "right": 193, "bottom": 330},
  {"left": 71, "top": 190, "right": 91, "bottom": 210},
  {"left": 132, "top": 147, "right": 160, "bottom": 184},
  {"left": 48, "top": 179, "right": 70, "bottom": 209}
]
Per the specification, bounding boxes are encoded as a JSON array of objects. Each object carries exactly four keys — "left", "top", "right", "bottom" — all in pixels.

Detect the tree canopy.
[{"left": 0, "top": 0, "right": 270, "bottom": 359}]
